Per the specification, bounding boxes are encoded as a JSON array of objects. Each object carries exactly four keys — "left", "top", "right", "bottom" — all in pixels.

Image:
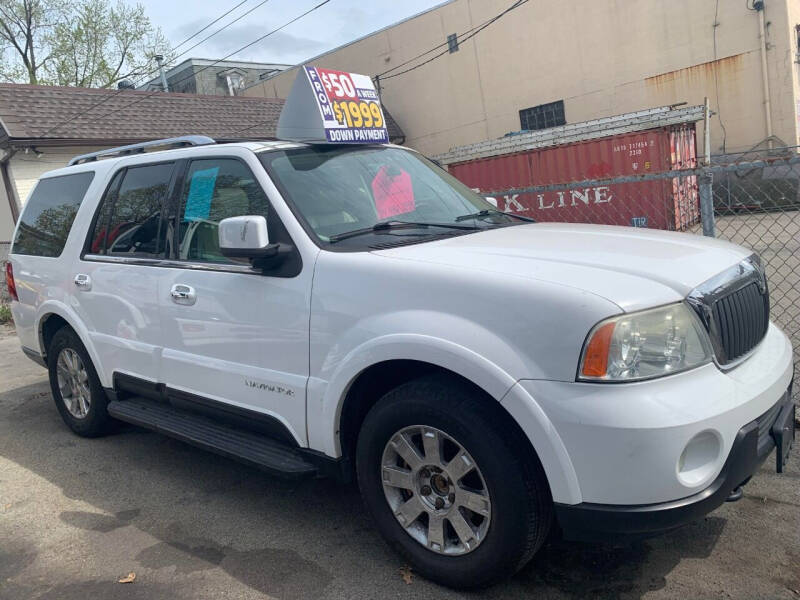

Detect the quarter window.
[
  {"left": 12, "top": 172, "right": 95, "bottom": 257},
  {"left": 176, "top": 159, "right": 270, "bottom": 263}
]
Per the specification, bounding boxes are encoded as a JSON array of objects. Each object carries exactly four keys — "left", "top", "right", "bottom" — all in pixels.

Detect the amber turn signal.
[{"left": 580, "top": 322, "right": 616, "bottom": 378}]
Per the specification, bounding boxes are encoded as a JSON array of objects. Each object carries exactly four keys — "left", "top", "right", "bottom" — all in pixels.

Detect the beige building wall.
[
  {"left": 8, "top": 146, "right": 108, "bottom": 205},
  {"left": 1, "top": 146, "right": 107, "bottom": 245},
  {"left": 245, "top": 0, "right": 800, "bottom": 158}
]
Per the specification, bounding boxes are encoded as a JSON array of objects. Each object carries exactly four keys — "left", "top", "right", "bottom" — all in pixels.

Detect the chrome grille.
[
  {"left": 711, "top": 282, "right": 770, "bottom": 365},
  {"left": 688, "top": 255, "right": 770, "bottom": 368}
]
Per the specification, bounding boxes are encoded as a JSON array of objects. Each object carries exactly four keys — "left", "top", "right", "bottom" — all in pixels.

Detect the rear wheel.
[
  {"left": 356, "top": 374, "right": 552, "bottom": 589},
  {"left": 47, "top": 327, "right": 113, "bottom": 437}
]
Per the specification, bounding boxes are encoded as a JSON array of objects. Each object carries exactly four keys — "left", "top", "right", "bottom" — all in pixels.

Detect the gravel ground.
[{"left": 0, "top": 325, "right": 798, "bottom": 600}]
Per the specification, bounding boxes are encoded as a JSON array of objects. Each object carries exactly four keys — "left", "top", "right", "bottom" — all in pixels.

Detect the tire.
[
  {"left": 47, "top": 327, "right": 113, "bottom": 437},
  {"left": 356, "top": 373, "right": 552, "bottom": 589}
]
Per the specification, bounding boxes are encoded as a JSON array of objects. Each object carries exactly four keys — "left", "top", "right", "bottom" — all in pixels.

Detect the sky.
[{"left": 136, "top": 0, "right": 446, "bottom": 68}]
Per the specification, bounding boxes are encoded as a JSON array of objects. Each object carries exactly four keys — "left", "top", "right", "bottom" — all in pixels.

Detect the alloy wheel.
[
  {"left": 381, "top": 425, "right": 492, "bottom": 555},
  {"left": 56, "top": 348, "right": 91, "bottom": 419}
]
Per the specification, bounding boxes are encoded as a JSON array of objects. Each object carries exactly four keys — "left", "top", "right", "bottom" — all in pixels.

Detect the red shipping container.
[{"left": 447, "top": 124, "right": 699, "bottom": 231}]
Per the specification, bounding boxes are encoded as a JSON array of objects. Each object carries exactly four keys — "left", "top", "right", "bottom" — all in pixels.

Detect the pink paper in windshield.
[{"left": 372, "top": 166, "right": 415, "bottom": 219}]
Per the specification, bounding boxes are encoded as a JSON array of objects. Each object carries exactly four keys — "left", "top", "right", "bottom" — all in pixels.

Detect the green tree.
[
  {"left": 0, "top": 0, "right": 169, "bottom": 88},
  {"left": 0, "top": 0, "right": 64, "bottom": 84}
]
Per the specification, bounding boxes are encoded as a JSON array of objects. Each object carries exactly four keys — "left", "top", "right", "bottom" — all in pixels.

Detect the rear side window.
[
  {"left": 176, "top": 158, "right": 270, "bottom": 263},
  {"left": 90, "top": 163, "right": 175, "bottom": 257},
  {"left": 12, "top": 172, "right": 95, "bottom": 257}
]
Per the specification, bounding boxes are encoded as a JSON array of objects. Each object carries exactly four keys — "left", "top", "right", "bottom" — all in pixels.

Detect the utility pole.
[
  {"left": 372, "top": 74, "right": 382, "bottom": 101},
  {"left": 700, "top": 96, "right": 715, "bottom": 237},
  {"left": 754, "top": 1, "right": 773, "bottom": 149},
  {"left": 703, "top": 97, "right": 711, "bottom": 166},
  {"left": 155, "top": 55, "right": 169, "bottom": 92}
]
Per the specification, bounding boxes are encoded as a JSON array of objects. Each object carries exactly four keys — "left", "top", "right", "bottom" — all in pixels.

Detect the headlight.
[{"left": 578, "top": 303, "right": 713, "bottom": 382}]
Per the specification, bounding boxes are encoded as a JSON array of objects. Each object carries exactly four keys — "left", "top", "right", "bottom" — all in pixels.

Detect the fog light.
[{"left": 677, "top": 430, "right": 722, "bottom": 487}]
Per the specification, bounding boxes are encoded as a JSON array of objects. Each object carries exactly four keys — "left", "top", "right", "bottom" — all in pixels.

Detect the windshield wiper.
[
  {"left": 455, "top": 209, "right": 535, "bottom": 223},
  {"left": 328, "top": 220, "right": 479, "bottom": 243}
]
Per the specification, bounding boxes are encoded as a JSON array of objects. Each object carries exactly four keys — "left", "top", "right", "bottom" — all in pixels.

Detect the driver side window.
[{"left": 176, "top": 158, "right": 270, "bottom": 264}]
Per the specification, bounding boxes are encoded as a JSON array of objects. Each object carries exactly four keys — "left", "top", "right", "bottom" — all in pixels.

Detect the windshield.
[{"left": 259, "top": 145, "right": 524, "bottom": 248}]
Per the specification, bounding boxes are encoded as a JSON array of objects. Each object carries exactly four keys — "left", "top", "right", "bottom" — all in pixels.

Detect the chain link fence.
[
  {"left": 487, "top": 148, "right": 799, "bottom": 402},
  {"left": 708, "top": 151, "right": 799, "bottom": 404}
]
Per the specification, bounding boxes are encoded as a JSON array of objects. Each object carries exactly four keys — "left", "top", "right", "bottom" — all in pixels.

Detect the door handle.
[
  {"left": 73, "top": 274, "right": 92, "bottom": 291},
  {"left": 170, "top": 284, "right": 196, "bottom": 306}
]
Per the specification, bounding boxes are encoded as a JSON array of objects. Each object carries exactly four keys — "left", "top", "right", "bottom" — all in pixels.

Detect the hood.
[{"left": 373, "top": 223, "right": 752, "bottom": 312}]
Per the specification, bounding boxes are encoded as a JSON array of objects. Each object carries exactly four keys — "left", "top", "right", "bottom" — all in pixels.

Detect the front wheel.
[{"left": 356, "top": 374, "right": 552, "bottom": 589}]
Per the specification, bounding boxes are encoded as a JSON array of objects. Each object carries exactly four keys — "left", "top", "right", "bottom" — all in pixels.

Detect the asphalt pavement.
[{"left": 1, "top": 324, "right": 798, "bottom": 599}]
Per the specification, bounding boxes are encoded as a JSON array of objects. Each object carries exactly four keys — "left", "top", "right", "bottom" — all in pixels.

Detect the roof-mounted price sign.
[{"left": 276, "top": 66, "right": 389, "bottom": 144}]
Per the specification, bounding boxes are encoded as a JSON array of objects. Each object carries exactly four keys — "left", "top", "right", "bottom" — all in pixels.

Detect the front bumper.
[
  {"left": 507, "top": 323, "right": 794, "bottom": 507},
  {"left": 554, "top": 390, "right": 794, "bottom": 542}
]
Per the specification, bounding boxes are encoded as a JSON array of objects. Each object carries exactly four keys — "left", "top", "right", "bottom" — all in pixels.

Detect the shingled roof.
[{"left": 0, "top": 83, "right": 405, "bottom": 146}]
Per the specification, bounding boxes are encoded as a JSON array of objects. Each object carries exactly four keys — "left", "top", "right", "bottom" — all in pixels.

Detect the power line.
[
  {"left": 166, "top": 0, "right": 272, "bottom": 69},
  {"left": 37, "top": 0, "right": 257, "bottom": 139},
  {"left": 380, "top": 0, "right": 529, "bottom": 81},
  {"left": 376, "top": 26, "right": 479, "bottom": 78},
  {"left": 126, "top": 0, "right": 260, "bottom": 89},
  {"left": 230, "top": 1, "right": 527, "bottom": 139},
  {"left": 376, "top": 4, "right": 516, "bottom": 79},
  {"left": 170, "top": 0, "right": 249, "bottom": 54},
  {"left": 79, "top": 0, "right": 334, "bottom": 128},
  {"left": 229, "top": 108, "right": 283, "bottom": 137},
  {"left": 113, "top": 0, "right": 251, "bottom": 84}
]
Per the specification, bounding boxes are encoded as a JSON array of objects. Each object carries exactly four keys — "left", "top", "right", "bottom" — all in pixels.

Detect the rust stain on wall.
[{"left": 645, "top": 54, "right": 744, "bottom": 89}]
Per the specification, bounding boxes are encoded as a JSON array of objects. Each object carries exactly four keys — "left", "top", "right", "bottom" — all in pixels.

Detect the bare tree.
[{"left": 0, "top": 0, "right": 169, "bottom": 87}]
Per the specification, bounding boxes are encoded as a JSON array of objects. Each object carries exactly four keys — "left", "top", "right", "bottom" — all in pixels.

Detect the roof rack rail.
[{"left": 68, "top": 135, "right": 216, "bottom": 166}]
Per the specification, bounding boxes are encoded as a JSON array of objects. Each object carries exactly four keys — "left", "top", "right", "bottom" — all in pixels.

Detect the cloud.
[
  {"left": 160, "top": 0, "right": 445, "bottom": 65},
  {"left": 168, "top": 20, "right": 329, "bottom": 64}
]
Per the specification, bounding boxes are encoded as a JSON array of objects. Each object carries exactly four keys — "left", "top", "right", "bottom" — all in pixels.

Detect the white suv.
[{"left": 5, "top": 137, "right": 795, "bottom": 589}]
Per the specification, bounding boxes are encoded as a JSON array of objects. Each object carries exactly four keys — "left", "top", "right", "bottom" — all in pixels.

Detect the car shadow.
[
  {"left": 0, "top": 380, "right": 725, "bottom": 599},
  {"left": 495, "top": 517, "right": 725, "bottom": 599}
]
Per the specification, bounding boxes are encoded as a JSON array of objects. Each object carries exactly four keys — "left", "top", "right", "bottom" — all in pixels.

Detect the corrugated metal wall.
[{"left": 449, "top": 124, "right": 699, "bottom": 230}]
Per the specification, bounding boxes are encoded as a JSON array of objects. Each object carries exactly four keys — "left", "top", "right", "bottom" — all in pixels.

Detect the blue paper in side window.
[{"left": 184, "top": 167, "right": 219, "bottom": 221}]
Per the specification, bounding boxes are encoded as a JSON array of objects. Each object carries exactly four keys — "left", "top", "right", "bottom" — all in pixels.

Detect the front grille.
[{"left": 710, "top": 281, "right": 769, "bottom": 365}]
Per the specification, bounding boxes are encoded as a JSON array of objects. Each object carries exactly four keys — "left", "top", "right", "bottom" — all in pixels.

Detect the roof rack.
[{"left": 68, "top": 135, "right": 216, "bottom": 166}]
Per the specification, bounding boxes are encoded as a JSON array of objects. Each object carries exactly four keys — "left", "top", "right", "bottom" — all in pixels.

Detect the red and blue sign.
[{"left": 303, "top": 66, "right": 388, "bottom": 144}]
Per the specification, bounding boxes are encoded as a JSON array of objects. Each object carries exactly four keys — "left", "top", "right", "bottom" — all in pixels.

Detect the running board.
[{"left": 107, "top": 398, "right": 317, "bottom": 479}]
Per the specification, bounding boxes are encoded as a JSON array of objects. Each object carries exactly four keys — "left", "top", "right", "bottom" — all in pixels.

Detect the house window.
[
  {"left": 519, "top": 100, "right": 566, "bottom": 131},
  {"left": 447, "top": 33, "right": 459, "bottom": 53},
  {"left": 226, "top": 73, "right": 245, "bottom": 96}
]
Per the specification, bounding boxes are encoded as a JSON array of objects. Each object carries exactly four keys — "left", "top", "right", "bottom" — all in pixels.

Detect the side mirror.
[{"left": 218, "top": 216, "right": 279, "bottom": 259}]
